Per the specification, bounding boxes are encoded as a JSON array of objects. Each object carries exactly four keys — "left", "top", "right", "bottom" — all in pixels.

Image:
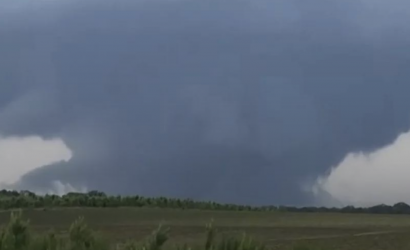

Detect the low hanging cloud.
[
  {"left": 3, "top": 0, "right": 410, "bottom": 206},
  {"left": 0, "top": 135, "right": 74, "bottom": 193},
  {"left": 313, "top": 130, "right": 410, "bottom": 207}
]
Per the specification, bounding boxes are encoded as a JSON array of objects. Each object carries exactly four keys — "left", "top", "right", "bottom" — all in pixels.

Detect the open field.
[{"left": 3, "top": 207, "right": 410, "bottom": 250}]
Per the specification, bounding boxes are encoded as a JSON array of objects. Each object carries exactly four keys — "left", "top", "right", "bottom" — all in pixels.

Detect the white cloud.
[
  {"left": 0, "top": 135, "right": 72, "bottom": 186},
  {"left": 312, "top": 130, "right": 410, "bottom": 207}
]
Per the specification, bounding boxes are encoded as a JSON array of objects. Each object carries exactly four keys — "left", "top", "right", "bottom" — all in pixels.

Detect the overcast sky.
[{"left": 1, "top": 0, "right": 410, "bottom": 206}]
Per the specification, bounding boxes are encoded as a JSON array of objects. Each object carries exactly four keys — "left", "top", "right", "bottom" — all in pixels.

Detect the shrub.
[{"left": 0, "top": 210, "right": 31, "bottom": 250}]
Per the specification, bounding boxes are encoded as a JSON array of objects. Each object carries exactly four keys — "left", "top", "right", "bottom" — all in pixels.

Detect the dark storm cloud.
[{"left": 1, "top": 0, "right": 410, "bottom": 205}]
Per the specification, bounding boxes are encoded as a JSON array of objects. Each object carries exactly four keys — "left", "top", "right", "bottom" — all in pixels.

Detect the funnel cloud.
[{"left": 1, "top": 0, "right": 410, "bottom": 206}]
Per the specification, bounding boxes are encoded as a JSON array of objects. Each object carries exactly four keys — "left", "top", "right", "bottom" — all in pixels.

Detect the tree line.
[{"left": 1, "top": 189, "right": 410, "bottom": 214}]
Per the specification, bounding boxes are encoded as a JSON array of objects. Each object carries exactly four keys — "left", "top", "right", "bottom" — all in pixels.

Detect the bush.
[{"left": 0, "top": 210, "right": 31, "bottom": 250}]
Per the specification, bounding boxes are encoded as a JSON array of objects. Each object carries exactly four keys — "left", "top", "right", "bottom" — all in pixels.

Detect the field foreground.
[{"left": 1, "top": 208, "right": 410, "bottom": 250}]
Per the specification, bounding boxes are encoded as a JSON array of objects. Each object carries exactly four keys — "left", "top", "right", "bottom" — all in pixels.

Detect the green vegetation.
[
  {"left": 1, "top": 190, "right": 410, "bottom": 249},
  {"left": 2, "top": 190, "right": 410, "bottom": 215},
  {"left": 0, "top": 210, "right": 267, "bottom": 250},
  {"left": 0, "top": 207, "right": 409, "bottom": 250}
]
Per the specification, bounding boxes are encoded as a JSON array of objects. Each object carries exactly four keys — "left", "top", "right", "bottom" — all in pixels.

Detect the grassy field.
[{"left": 2, "top": 207, "right": 410, "bottom": 250}]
